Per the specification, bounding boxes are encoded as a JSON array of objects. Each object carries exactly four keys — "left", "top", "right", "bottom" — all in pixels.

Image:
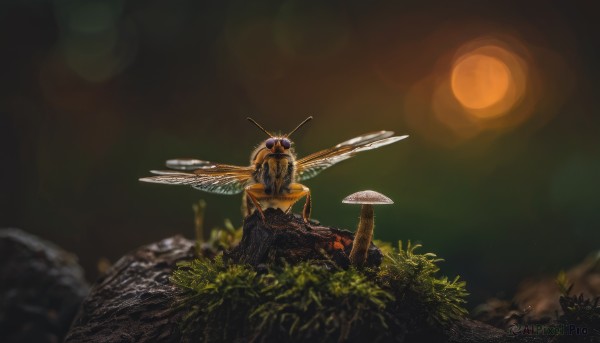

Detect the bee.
[{"left": 140, "top": 117, "right": 408, "bottom": 222}]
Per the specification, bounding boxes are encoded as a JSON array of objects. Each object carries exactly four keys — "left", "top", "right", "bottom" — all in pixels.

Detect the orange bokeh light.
[
  {"left": 451, "top": 54, "right": 511, "bottom": 111},
  {"left": 402, "top": 33, "right": 549, "bottom": 147},
  {"left": 448, "top": 43, "right": 528, "bottom": 120}
]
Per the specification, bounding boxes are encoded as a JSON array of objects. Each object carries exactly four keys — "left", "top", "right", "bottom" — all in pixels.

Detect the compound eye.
[
  {"left": 265, "top": 138, "right": 275, "bottom": 149},
  {"left": 281, "top": 139, "right": 291, "bottom": 149}
]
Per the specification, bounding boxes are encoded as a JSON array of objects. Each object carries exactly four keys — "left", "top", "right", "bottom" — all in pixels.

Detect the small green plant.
[
  {"left": 192, "top": 199, "right": 242, "bottom": 256},
  {"left": 192, "top": 200, "right": 207, "bottom": 255},
  {"left": 556, "top": 271, "right": 600, "bottom": 336},
  {"left": 172, "top": 241, "right": 468, "bottom": 342},
  {"left": 202, "top": 218, "right": 242, "bottom": 252}
]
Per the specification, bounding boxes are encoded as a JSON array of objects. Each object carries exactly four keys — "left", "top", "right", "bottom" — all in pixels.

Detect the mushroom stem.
[{"left": 349, "top": 204, "right": 374, "bottom": 267}]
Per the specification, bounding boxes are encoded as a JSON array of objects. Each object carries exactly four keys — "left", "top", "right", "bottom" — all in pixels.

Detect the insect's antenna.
[
  {"left": 286, "top": 116, "right": 313, "bottom": 137},
  {"left": 247, "top": 117, "right": 273, "bottom": 137}
]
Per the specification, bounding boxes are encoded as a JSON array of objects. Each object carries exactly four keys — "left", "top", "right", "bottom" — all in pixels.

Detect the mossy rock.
[
  {"left": 172, "top": 209, "right": 469, "bottom": 342},
  {"left": 64, "top": 211, "right": 471, "bottom": 343}
]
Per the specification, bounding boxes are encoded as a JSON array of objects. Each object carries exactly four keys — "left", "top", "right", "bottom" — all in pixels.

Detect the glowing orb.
[{"left": 451, "top": 54, "right": 512, "bottom": 111}]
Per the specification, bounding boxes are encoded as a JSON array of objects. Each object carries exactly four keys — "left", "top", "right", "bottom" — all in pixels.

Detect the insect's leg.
[
  {"left": 302, "top": 190, "right": 312, "bottom": 223},
  {"left": 247, "top": 191, "right": 265, "bottom": 221},
  {"left": 287, "top": 183, "right": 311, "bottom": 223},
  {"left": 245, "top": 185, "right": 266, "bottom": 221},
  {"left": 242, "top": 192, "right": 253, "bottom": 216}
]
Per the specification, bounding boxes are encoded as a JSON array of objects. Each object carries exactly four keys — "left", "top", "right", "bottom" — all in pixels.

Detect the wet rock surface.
[
  {"left": 0, "top": 228, "right": 89, "bottom": 343},
  {"left": 64, "top": 235, "right": 195, "bottom": 343}
]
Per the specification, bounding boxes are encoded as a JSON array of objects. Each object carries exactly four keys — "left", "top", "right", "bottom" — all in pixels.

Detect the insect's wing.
[
  {"left": 139, "top": 163, "right": 253, "bottom": 195},
  {"left": 296, "top": 131, "right": 408, "bottom": 181},
  {"left": 333, "top": 130, "right": 395, "bottom": 148},
  {"left": 165, "top": 158, "right": 216, "bottom": 170}
]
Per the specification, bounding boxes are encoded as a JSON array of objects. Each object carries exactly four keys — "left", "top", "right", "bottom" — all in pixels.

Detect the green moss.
[
  {"left": 171, "top": 240, "right": 468, "bottom": 342},
  {"left": 172, "top": 257, "right": 259, "bottom": 342},
  {"left": 378, "top": 241, "right": 468, "bottom": 326}
]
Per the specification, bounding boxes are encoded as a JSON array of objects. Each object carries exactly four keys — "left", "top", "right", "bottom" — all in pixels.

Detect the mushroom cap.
[{"left": 342, "top": 190, "right": 394, "bottom": 205}]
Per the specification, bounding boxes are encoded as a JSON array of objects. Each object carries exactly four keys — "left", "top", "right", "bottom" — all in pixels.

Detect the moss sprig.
[{"left": 378, "top": 241, "right": 469, "bottom": 326}]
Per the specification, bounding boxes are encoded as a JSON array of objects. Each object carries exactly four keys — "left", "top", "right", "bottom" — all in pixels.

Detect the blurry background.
[{"left": 1, "top": 0, "right": 598, "bottom": 306}]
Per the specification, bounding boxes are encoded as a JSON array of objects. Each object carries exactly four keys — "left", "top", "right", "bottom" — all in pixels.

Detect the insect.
[{"left": 139, "top": 117, "right": 408, "bottom": 222}]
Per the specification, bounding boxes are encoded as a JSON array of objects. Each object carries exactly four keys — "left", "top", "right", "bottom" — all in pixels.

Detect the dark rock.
[
  {"left": 471, "top": 298, "right": 526, "bottom": 331},
  {"left": 513, "top": 252, "right": 599, "bottom": 324},
  {"left": 474, "top": 252, "right": 600, "bottom": 330},
  {"left": 446, "top": 319, "right": 508, "bottom": 343},
  {"left": 226, "top": 208, "right": 383, "bottom": 268},
  {"left": 0, "top": 228, "right": 89, "bottom": 343},
  {"left": 64, "top": 235, "right": 195, "bottom": 343}
]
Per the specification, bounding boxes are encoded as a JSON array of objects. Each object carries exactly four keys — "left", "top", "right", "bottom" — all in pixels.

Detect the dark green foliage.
[
  {"left": 556, "top": 271, "right": 600, "bottom": 337},
  {"left": 171, "top": 241, "right": 468, "bottom": 342}
]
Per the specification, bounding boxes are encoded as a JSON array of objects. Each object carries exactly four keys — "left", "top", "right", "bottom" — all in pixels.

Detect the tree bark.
[
  {"left": 226, "top": 208, "right": 383, "bottom": 268},
  {"left": 64, "top": 235, "right": 195, "bottom": 343}
]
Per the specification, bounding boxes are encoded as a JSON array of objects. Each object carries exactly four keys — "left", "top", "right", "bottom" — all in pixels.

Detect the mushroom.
[{"left": 342, "top": 190, "right": 393, "bottom": 267}]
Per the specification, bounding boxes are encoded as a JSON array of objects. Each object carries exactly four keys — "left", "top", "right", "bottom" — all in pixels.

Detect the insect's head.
[
  {"left": 264, "top": 137, "right": 291, "bottom": 152},
  {"left": 247, "top": 116, "right": 312, "bottom": 153}
]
